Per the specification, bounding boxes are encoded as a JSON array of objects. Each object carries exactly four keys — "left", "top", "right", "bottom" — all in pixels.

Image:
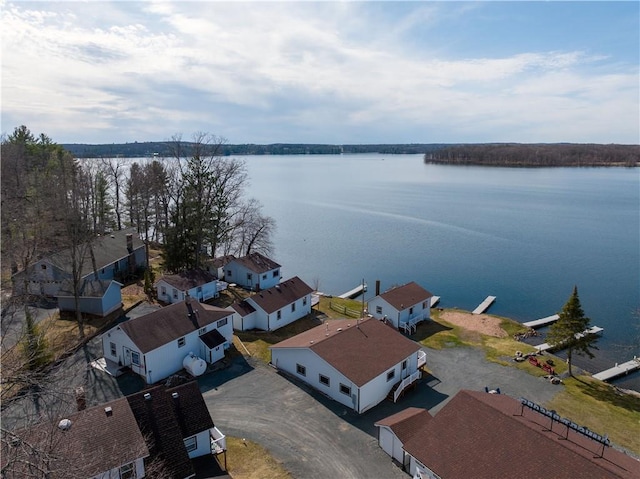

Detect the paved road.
[{"left": 198, "top": 346, "right": 560, "bottom": 479}]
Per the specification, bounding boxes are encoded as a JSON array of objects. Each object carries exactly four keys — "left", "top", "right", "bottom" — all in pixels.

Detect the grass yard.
[
  {"left": 547, "top": 376, "right": 640, "bottom": 455},
  {"left": 225, "top": 437, "right": 291, "bottom": 479}
]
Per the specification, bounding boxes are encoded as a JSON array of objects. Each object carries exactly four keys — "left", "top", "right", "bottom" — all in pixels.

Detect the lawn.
[{"left": 225, "top": 436, "right": 290, "bottom": 479}]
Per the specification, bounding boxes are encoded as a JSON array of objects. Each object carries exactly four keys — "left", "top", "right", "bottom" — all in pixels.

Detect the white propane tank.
[{"left": 183, "top": 352, "right": 207, "bottom": 377}]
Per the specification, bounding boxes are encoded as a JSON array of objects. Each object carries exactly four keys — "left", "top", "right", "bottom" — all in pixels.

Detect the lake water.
[{"left": 239, "top": 153, "right": 640, "bottom": 391}]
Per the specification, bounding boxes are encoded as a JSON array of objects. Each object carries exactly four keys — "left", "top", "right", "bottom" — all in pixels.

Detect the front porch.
[{"left": 400, "top": 311, "right": 428, "bottom": 335}]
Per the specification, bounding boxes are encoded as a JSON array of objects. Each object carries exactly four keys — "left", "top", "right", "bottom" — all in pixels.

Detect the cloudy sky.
[{"left": 2, "top": 1, "right": 638, "bottom": 144}]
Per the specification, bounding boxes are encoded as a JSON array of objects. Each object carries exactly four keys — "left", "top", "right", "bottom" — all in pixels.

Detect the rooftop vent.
[
  {"left": 104, "top": 406, "right": 113, "bottom": 417},
  {"left": 172, "top": 392, "right": 179, "bottom": 399},
  {"left": 144, "top": 393, "right": 151, "bottom": 401},
  {"left": 58, "top": 419, "right": 72, "bottom": 431}
]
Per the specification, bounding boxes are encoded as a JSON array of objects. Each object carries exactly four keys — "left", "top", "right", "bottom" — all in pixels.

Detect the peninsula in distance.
[{"left": 63, "top": 142, "right": 640, "bottom": 167}]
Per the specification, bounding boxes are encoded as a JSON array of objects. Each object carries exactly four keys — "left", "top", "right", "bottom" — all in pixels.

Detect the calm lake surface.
[{"left": 240, "top": 154, "right": 640, "bottom": 391}]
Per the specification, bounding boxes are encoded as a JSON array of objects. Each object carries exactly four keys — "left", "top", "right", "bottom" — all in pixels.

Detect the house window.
[
  {"left": 376, "top": 306, "right": 382, "bottom": 314},
  {"left": 217, "top": 318, "right": 228, "bottom": 328},
  {"left": 199, "top": 327, "right": 207, "bottom": 335},
  {"left": 296, "top": 364, "right": 306, "bottom": 376},
  {"left": 422, "top": 301, "right": 427, "bottom": 309},
  {"left": 110, "top": 342, "right": 117, "bottom": 357},
  {"left": 131, "top": 351, "right": 140, "bottom": 366},
  {"left": 387, "top": 369, "right": 395, "bottom": 382},
  {"left": 247, "top": 273, "right": 253, "bottom": 281},
  {"left": 161, "top": 286, "right": 166, "bottom": 295},
  {"left": 339, "top": 384, "right": 351, "bottom": 396},
  {"left": 291, "top": 302, "right": 296, "bottom": 313},
  {"left": 273, "top": 270, "right": 279, "bottom": 278},
  {"left": 409, "top": 307, "right": 414, "bottom": 315},
  {"left": 172, "top": 288, "right": 178, "bottom": 299},
  {"left": 41, "top": 264, "right": 47, "bottom": 270},
  {"left": 184, "top": 436, "right": 197, "bottom": 453},
  {"left": 119, "top": 462, "right": 135, "bottom": 479},
  {"left": 227, "top": 270, "right": 232, "bottom": 277},
  {"left": 178, "top": 337, "right": 186, "bottom": 347},
  {"left": 402, "top": 360, "right": 407, "bottom": 370},
  {"left": 277, "top": 310, "right": 282, "bottom": 320},
  {"left": 262, "top": 274, "right": 267, "bottom": 280},
  {"left": 319, "top": 374, "right": 330, "bottom": 387},
  {"left": 303, "top": 297, "right": 307, "bottom": 306}
]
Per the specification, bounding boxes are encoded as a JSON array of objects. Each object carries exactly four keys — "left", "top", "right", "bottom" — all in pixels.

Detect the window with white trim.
[
  {"left": 277, "top": 310, "right": 282, "bottom": 320},
  {"left": 387, "top": 369, "right": 395, "bottom": 382},
  {"left": 402, "top": 360, "right": 407, "bottom": 370},
  {"left": 217, "top": 318, "right": 228, "bottom": 328},
  {"left": 319, "top": 374, "right": 330, "bottom": 386},
  {"left": 119, "top": 462, "right": 135, "bottom": 479},
  {"left": 273, "top": 269, "right": 279, "bottom": 277},
  {"left": 184, "top": 435, "right": 197, "bottom": 452},
  {"left": 199, "top": 327, "right": 207, "bottom": 335},
  {"left": 296, "top": 364, "right": 306, "bottom": 376},
  {"left": 376, "top": 306, "right": 382, "bottom": 314},
  {"left": 131, "top": 351, "right": 140, "bottom": 366},
  {"left": 110, "top": 342, "right": 117, "bottom": 357},
  {"left": 178, "top": 337, "right": 186, "bottom": 347},
  {"left": 291, "top": 302, "right": 296, "bottom": 313},
  {"left": 303, "top": 297, "right": 307, "bottom": 306},
  {"left": 339, "top": 383, "right": 351, "bottom": 396}
]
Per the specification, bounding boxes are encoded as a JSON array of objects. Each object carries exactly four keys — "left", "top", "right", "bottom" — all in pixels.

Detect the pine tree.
[{"left": 547, "top": 286, "right": 597, "bottom": 377}]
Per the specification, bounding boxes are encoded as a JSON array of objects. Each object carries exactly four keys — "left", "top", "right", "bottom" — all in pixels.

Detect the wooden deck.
[
  {"left": 472, "top": 296, "right": 496, "bottom": 314},
  {"left": 523, "top": 314, "right": 559, "bottom": 329},
  {"left": 593, "top": 357, "right": 640, "bottom": 381}
]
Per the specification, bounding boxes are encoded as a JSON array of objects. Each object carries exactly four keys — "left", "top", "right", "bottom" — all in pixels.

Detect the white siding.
[
  {"left": 225, "top": 262, "right": 280, "bottom": 291},
  {"left": 247, "top": 293, "right": 312, "bottom": 332},
  {"left": 367, "top": 297, "right": 401, "bottom": 327},
  {"left": 377, "top": 426, "right": 405, "bottom": 464},
  {"left": 186, "top": 430, "right": 211, "bottom": 458},
  {"left": 270, "top": 348, "right": 359, "bottom": 411}
]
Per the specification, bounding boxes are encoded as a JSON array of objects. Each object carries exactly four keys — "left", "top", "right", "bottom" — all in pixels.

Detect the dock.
[
  {"left": 338, "top": 283, "right": 367, "bottom": 299},
  {"left": 593, "top": 357, "right": 640, "bottom": 381},
  {"left": 472, "top": 296, "right": 496, "bottom": 315},
  {"left": 534, "top": 325, "right": 604, "bottom": 352},
  {"left": 523, "top": 314, "right": 560, "bottom": 329},
  {"left": 430, "top": 296, "right": 441, "bottom": 308}
]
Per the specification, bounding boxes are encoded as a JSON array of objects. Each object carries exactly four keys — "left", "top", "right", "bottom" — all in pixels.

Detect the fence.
[{"left": 329, "top": 301, "right": 362, "bottom": 318}]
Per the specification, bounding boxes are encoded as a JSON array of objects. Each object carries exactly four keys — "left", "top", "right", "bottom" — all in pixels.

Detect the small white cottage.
[
  {"left": 101, "top": 299, "right": 233, "bottom": 383},
  {"left": 229, "top": 276, "right": 313, "bottom": 332},
  {"left": 223, "top": 252, "right": 281, "bottom": 291},
  {"left": 367, "top": 282, "right": 433, "bottom": 334},
  {"left": 155, "top": 269, "right": 222, "bottom": 303},
  {"left": 270, "top": 317, "right": 426, "bottom": 413}
]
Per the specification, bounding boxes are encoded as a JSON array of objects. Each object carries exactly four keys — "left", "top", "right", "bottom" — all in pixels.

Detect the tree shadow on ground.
[{"left": 574, "top": 377, "right": 640, "bottom": 411}]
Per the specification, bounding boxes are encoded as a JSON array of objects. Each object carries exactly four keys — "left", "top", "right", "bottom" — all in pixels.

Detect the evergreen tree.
[{"left": 547, "top": 286, "right": 597, "bottom": 377}]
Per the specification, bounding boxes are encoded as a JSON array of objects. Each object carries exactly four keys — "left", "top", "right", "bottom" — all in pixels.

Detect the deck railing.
[
  {"left": 417, "top": 350, "right": 427, "bottom": 369},
  {"left": 394, "top": 370, "right": 421, "bottom": 402},
  {"left": 210, "top": 426, "right": 226, "bottom": 454}
]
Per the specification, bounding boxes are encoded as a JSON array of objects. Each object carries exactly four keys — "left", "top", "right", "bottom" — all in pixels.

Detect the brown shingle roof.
[
  {"left": 127, "top": 386, "right": 194, "bottom": 479},
  {"left": 247, "top": 276, "right": 312, "bottom": 314},
  {"left": 230, "top": 299, "right": 256, "bottom": 316},
  {"left": 378, "top": 282, "right": 433, "bottom": 310},
  {"left": 158, "top": 269, "right": 216, "bottom": 291},
  {"left": 230, "top": 252, "right": 281, "bottom": 274},
  {"left": 119, "top": 301, "right": 231, "bottom": 353},
  {"left": 271, "top": 317, "right": 421, "bottom": 387},
  {"left": 1, "top": 397, "right": 148, "bottom": 479},
  {"left": 166, "top": 381, "right": 215, "bottom": 439},
  {"left": 375, "top": 407, "right": 432, "bottom": 444},
  {"left": 402, "top": 390, "right": 640, "bottom": 479}
]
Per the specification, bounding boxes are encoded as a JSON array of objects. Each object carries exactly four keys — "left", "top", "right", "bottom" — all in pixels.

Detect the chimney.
[
  {"left": 144, "top": 392, "right": 152, "bottom": 401},
  {"left": 75, "top": 386, "right": 86, "bottom": 411},
  {"left": 375, "top": 280, "right": 380, "bottom": 296},
  {"left": 104, "top": 406, "right": 113, "bottom": 417},
  {"left": 126, "top": 233, "right": 133, "bottom": 253}
]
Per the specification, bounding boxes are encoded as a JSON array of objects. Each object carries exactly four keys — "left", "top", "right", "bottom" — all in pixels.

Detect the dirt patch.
[{"left": 439, "top": 310, "right": 508, "bottom": 338}]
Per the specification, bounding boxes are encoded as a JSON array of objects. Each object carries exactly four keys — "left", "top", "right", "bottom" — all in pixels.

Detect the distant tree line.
[
  {"left": 62, "top": 142, "right": 450, "bottom": 158},
  {"left": 424, "top": 143, "right": 639, "bottom": 167}
]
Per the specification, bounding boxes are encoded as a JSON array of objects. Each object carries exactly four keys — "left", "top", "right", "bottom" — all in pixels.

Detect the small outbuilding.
[
  {"left": 56, "top": 278, "right": 123, "bottom": 317},
  {"left": 367, "top": 281, "right": 433, "bottom": 334},
  {"left": 155, "top": 269, "right": 224, "bottom": 304},
  {"left": 223, "top": 252, "right": 281, "bottom": 291}
]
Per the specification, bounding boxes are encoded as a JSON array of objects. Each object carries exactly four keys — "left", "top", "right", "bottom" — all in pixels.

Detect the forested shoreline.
[
  {"left": 424, "top": 143, "right": 639, "bottom": 167},
  {"left": 61, "top": 141, "right": 640, "bottom": 167}
]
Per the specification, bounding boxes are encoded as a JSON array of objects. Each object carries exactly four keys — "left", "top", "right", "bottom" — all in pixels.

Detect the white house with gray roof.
[
  {"left": 367, "top": 282, "right": 433, "bottom": 334},
  {"left": 223, "top": 252, "right": 281, "bottom": 291}
]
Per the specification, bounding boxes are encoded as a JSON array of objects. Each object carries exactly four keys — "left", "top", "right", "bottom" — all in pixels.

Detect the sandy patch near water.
[{"left": 439, "top": 310, "right": 508, "bottom": 338}]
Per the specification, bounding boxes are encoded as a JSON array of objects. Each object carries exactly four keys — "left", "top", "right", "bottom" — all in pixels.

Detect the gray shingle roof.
[
  {"left": 157, "top": 269, "right": 216, "bottom": 291},
  {"left": 229, "top": 252, "right": 281, "bottom": 274},
  {"left": 118, "top": 301, "right": 231, "bottom": 353},
  {"left": 246, "top": 276, "right": 312, "bottom": 314},
  {"left": 378, "top": 282, "right": 433, "bottom": 310}
]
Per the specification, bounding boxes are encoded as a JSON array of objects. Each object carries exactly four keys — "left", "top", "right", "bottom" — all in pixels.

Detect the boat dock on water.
[
  {"left": 523, "top": 314, "right": 560, "bottom": 329},
  {"left": 338, "top": 283, "right": 367, "bottom": 299},
  {"left": 472, "top": 296, "right": 496, "bottom": 314},
  {"left": 592, "top": 357, "right": 640, "bottom": 382},
  {"left": 534, "top": 325, "right": 604, "bottom": 352}
]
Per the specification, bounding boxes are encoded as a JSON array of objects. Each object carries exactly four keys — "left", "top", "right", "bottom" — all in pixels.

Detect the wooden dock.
[
  {"left": 523, "top": 314, "right": 560, "bottom": 329},
  {"left": 338, "top": 283, "right": 367, "bottom": 299},
  {"left": 472, "top": 296, "right": 496, "bottom": 315},
  {"left": 430, "top": 296, "right": 441, "bottom": 308},
  {"left": 534, "top": 326, "right": 604, "bottom": 352},
  {"left": 593, "top": 357, "right": 640, "bottom": 381}
]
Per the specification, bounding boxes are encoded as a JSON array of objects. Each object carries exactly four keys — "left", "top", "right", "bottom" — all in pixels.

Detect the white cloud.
[{"left": 1, "top": 1, "right": 637, "bottom": 143}]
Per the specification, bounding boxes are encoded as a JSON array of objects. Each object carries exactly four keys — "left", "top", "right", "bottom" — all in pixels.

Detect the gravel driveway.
[{"left": 198, "top": 345, "right": 560, "bottom": 479}]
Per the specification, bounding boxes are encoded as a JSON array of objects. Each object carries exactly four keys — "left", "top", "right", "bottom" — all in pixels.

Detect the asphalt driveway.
[{"left": 198, "top": 345, "right": 560, "bottom": 479}]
